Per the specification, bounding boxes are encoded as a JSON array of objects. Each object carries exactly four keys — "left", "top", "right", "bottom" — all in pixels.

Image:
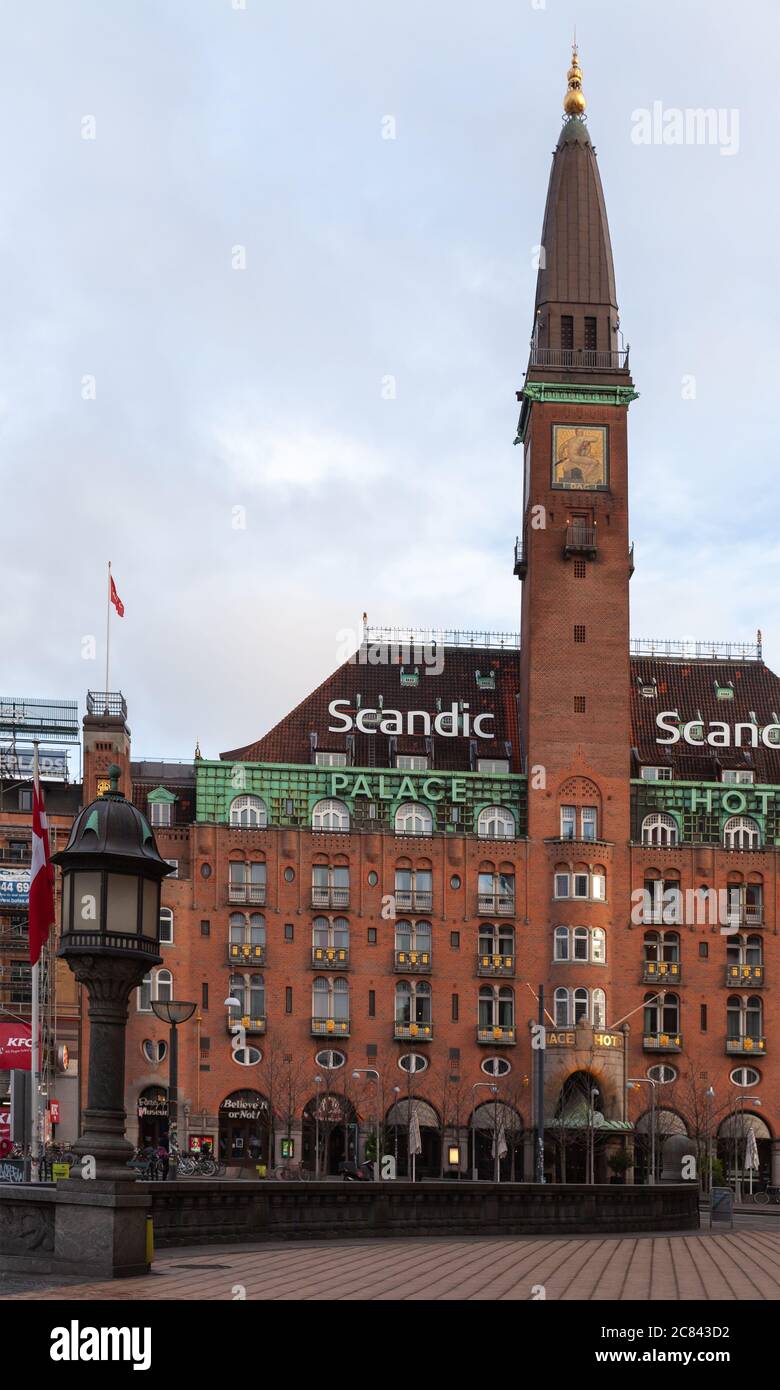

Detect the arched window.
[
  {"left": 477, "top": 806, "right": 515, "bottom": 839},
  {"left": 554, "top": 926, "right": 570, "bottom": 961},
  {"left": 311, "top": 976, "right": 349, "bottom": 1026},
  {"left": 641, "top": 813, "right": 678, "bottom": 847},
  {"left": 395, "top": 802, "right": 433, "bottom": 836},
  {"left": 229, "top": 912, "right": 266, "bottom": 946},
  {"left": 723, "top": 816, "right": 761, "bottom": 851},
  {"left": 573, "top": 927, "right": 589, "bottom": 961},
  {"left": 727, "top": 994, "right": 763, "bottom": 1042},
  {"left": 312, "top": 799, "right": 350, "bottom": 832},
  {"left": 643, "top": 931, "right": 680, "bottom": 969},
  {"left": 155, "top": 969, "right": 173, "bottom": 1004},
  {"left": 592, "top": 988, "right": 606, "bottom": 1029},
  {"left": 394, "top": 979, "right": 431, "bottom": 1024},
  {"left": 229, "top": 795, "right": 268, "bottom": 828},
  {"left": 159, "top": 907, "right": 173, "bottom": 944},
  {"left": 312, "top": 917, "right": 349, "bottom": 960},
  {"left": 573, "top": 987, "right": 589, "bottom": 1024},
  {"left": 478, "top": 985, "right": 515, "bottom": 1030},
  {"left": 644, "top": 991, "right": 679, "bottom": 1034},
  {"left": 479, "top": 922, "right": 515, "bottom": 959},
  {"left": 228, "top": 973, "right": 265, "bottom": 1021},
  {"left": 394, "top": 919, "right": 431, "bottom": 955},
  {"left": 554, "top": 987, "right": 569, "bottom": 1027},
  {"left": 591, "top": 927, "right": 606, "bottom": 963}
]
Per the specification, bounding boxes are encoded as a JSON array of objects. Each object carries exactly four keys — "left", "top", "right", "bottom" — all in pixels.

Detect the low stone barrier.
[{"left": 146, "top": 1180, "right": 699, "bottom": 1247}]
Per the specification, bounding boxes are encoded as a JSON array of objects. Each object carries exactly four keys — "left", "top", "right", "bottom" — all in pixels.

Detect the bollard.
[{"left": 145, "top": 1213, "right": 154, "bottom": 1265}]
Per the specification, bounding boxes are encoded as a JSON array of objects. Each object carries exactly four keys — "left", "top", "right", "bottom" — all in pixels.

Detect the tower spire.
[{"left": 563, "top": 40, "right": 586, "bottom": 118}]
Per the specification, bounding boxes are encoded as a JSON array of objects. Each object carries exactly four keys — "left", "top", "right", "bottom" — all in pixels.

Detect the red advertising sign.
[
  {"left": 50, "top": 1099, "right": 60, "bottom": 1125},
  {"left": 0, "top": 1023, "right": 32, "bottom": 1071},
  {"left": 0, "top": 1108, "right": 10, "bottom": 1144}
]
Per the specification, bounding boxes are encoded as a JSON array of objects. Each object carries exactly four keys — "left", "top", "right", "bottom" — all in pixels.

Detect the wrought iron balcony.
[
  {"left": 513, "top": 537, "right": 527, "bottom": 580},
  {"left": 311, "top": 1016, "right": 350, "bottom": 1037},
  {"left": 642, "top": 961, "right": 681, "bottom": 984},
  {"left": 563, "top": 524, "right": 597, "bottom": 559},
  {"left": 477, "top": 954, "right": 515, "bottom": 977},
  {"left": 228, "top": 883, "right": 266, "bottom": 905},
  {"left": 529, "top": 346, "right": 630, "bottom": 371},
  {"left": 477, "top": 894, "right": 515, "bottom": 916},
  {"left": 226, "top": 1015, "right": 266, "bottom": 1036},
  {"left": 311, "top": 886, "right": 349, "bottom": 909},
  {"left": 726, "top": 1036, "right": 766, "bottom": 1056},
  {"left": 393, "top": 890, "right": 433, "bottom": 912},
  {"left": 393, "top": 1020, "right": 433, "bottom": 1041},
  {"left": 86, "top": 690, "right": 128, "bottom": 718},
  {"left": 0, "top": 850, "right": 31, "bottom": 864},
  {"left": 311, "top": 945, "right": 350, "bottom": 968},
  {"left": 476, "top": 1025, "right": 516, "bottom": 1045},
  {"left": 642, "top": 1032, "right": 683, "bottom": 1052},
  {"left": 394, "top": 949, "right": 431, "bottom": 973},
  {"left": 227, "top": 942, "right": 266, "bottom": 965},
  {"left": 725, "top": 909, "right": 764, "bottom": 929},
  {"left": 724, "top": 964, "right": 764, "bottom": 987}
]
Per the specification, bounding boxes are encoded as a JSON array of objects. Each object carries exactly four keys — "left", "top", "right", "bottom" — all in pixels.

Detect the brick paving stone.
[{"left": 4, "top": 1231, "right": 780, "bottom": 1302}]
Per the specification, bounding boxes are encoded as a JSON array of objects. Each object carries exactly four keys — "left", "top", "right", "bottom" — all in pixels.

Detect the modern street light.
[
  {"left": 151, "top": 998, "right": 196, "bottom": 1179},
  {"left": 53, "top": 763, "right": 173, "bottom": 1184},
  {"left": 314, "top": 1073, "right": 323, "bottom": 1178},
  {"left": 353, "top": 1068, "right": 382, "bottom": 1180},
  {"left": 471, "top": 1081, "right": 498, "bottom": 1181},
  {"left": 627, "top": 1078, "right": 657, "bottom": 1185}
]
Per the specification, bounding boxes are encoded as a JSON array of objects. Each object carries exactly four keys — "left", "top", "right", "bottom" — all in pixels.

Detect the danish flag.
[
  {"left": 29, "top": 771, "right": 55, "bottom": 966},
  {"left": 110, "top": 574, "right": 125, "bottom": 617}
]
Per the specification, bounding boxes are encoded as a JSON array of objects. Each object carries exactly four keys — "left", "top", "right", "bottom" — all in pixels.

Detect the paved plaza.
[{"left": 4, "top": 1220, "right": 780, "bottom": 1301}]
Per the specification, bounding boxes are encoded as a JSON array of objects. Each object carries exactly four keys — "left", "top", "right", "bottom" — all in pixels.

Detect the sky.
[{"left": 0, "top": 0, "right": 778, "bottom": 765}]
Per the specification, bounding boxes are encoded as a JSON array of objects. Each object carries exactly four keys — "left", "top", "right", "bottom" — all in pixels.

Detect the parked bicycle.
[
  {"left": 274, "top": 1162, "right": 313, "bottom": 1181},
  {"left": 177, "top": 1153, "right": 223, "bottom": 1177},
  {"left": 753, "top": 1185, "right": 780, "bottom": 1205}
]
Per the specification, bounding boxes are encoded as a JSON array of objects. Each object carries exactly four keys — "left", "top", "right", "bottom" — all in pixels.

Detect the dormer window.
[
  {"left": 147, "top": 786, "right": 176, "bottom": 828},
  {"left": 640, "top": 767, "right": 672, "bottom": 782},
  {"left": 315, "top": 751, "right": 347, "bottom": 767},
  {"left": 721, "top": 770, "right": 754, "bottom": 785},
  {"left": 715, "top": 684, "right": 734, "bottom": 700}
]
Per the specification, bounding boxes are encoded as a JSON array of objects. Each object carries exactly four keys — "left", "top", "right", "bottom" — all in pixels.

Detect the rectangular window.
[
  {"left": 395, "top": 754, "right": 428, "bottom": 771},
  {"left": 284, "top": 923, "right": 294, "bottom": 941},
  {"left": 368, "top": 990, "right": 376, "bottom": 1018},
  {"left": 573, "top": 624, "right": 586, "bottom": 643},
  {"left": 700, "top": 1004, "right": 707, "bottom": 1031},
  {"left": 574, "top": 696, "right": 586, "bottom": 713},
  {"left": 314, "top": 751, "right": 347, "bottom": 767},
  {"left": 721, "top": 769, "right": 754, "bottom": 784},
  {"left": 573, "top": 873, "right": 589, "bottom": 898},
  {"left": 699, "top": 942, "right": 708, "bottom": 959},
  {"left": 591, "top": 873, "right": 606, "bottom": 901},
  {"left": 640, "top": 766, "right": 673, "bottom": 781},
  {"left": 560, "top": 806, "right": 576, "bottom": 840},
  {"left": 367, "top": 927, "right": 377, "bottom": 944},
  {"left": 149, "top": 801, "right": 172, "bottom": 828},
  {"left": 581, "top": 806, "right": 597, "bottom": 841},
  {"left": 554, "top": 873, "right": 570, "bottom": 899},
  {"left": 285, "top": 987, "right": 293, "bottom": 1014},
  {"left": 561, "top": 314, "right": 574, "bottom": 350},
  {"left": 477, "top": 758, "right": 510, "bottom": 774},
  {"left": 584, "top": 316, "right": 597, "bottom": 350},
  {"left": 451, "top": 993, "right": 459, "bottom": 1022},
  {"left": 201, "top": 983, "right": 208, "bottom": 1009},
  {"left": 200, "top": 919, "right": 210, "bottom": 937},
  {"left": 450, "top": 931, "right": 460, "bottom": 949}
]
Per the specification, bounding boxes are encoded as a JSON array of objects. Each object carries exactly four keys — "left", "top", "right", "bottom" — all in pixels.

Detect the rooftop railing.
[
  {"left": 528, "top": 347, "right": 630, "bottom": 370},
  {"left": 630, "top": 638, "right": 762, "bottom": 661}
]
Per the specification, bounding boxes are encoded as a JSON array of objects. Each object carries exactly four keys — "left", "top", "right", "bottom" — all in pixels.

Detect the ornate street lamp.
[
  {"left": 151, "top": 998, "right": 196, "bottom": 1179},
  {"left": 53, "top": 764, "right": 173, "bottom": 1182}
]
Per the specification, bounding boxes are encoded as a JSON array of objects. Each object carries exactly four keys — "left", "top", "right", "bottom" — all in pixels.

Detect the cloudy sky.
[{"left": 0, "top": 0, "right": 776, "bottom": 764}]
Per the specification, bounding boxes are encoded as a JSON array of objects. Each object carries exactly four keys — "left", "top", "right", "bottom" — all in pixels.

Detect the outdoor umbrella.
[
  {"left": 745, "top": 1127, "right": 760, "bottom": 1197},
  {"left": 408, "top": 1105, "right": 422, "bottom": 1183}
]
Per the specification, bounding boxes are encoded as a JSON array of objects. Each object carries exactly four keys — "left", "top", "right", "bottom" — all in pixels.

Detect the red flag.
[
  {"left": 110, "top": 574, "right": 125, "bottom": 617},
  {"left": 29, "top": 774, "right": 55, "bottom": 966}
]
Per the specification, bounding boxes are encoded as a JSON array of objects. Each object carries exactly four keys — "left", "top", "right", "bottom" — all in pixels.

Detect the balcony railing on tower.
[
  {"left": 529, "top": 346, "right": 630, "bottom": 371},
  {"left": 563, "top": 524, "right": 597, "bottom": 559}
]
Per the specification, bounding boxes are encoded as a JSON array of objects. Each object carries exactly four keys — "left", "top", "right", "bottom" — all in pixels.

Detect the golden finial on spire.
[{"left": 563, "top": 39, "right": 586, "bottom": 117}]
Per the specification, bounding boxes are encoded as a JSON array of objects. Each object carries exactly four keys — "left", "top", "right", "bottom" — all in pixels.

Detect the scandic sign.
[
  {"left": 0, "top": 1023, "right": 32, "bottom": 1070},
  {"left": 328, "top": 699, "right": 495, "bottom": 739}
]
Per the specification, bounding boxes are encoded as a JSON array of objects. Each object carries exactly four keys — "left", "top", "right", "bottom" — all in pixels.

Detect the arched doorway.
[
  {"left": 634, "top": 1109, "right": 688, "bottom": 1184},
  {"left": 548, "top": 1071, "right": 606, "bottom": 1183},
  {"left": 137, "top": 1086, "right": 168, "bottom": 1150},
  {"left": 717, "top": 1111, "right": 772, "bottom": 1193},
  {"left": 470, "top": 1101, "right": 524, "bottom": 1180},
  {"left": 301, "top": 1093, "right": 358, "bottom": 1175},
  {"left": 385, "top": 1098, "right": 441, "bottom": 1179},
  {"left": 218, "top": 1090, "right": 270, "bottom": 1165}
]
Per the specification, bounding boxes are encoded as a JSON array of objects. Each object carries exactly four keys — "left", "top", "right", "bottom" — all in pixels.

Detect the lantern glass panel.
[
  {"left": 73, "top": 871, "right": 103, "bottom": 932},
  {"left": 107, "top": 873, "right": 139, "bottom": 936},
  {"left": 62, "top": 872, "right": 73, "bottom": 931},
  {"left": 142, "top": 878, "right": 159, "bottom": 938}
]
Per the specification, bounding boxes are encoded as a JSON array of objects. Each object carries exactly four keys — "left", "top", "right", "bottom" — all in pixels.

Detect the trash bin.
[{"left": 255, "top": 1164, "right": 267, "bottom": 1179}]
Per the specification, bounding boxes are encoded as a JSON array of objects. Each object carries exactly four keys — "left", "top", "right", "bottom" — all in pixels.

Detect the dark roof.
[
  {"left": 534, "top": 116, "right": 618, "bottom": 318},
  {"left": 131, "top": 760, "right": 197, "bottom": 826},
  {"left": 222, "top": 644, "right": 521, "bottom": 772},
  {"left": 630, "top": 659, "right": 780, "bottom": 783}
]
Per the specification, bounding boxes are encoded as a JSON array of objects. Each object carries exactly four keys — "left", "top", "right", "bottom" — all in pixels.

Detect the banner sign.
[
  {"left": 0, "top": 1024, "right": 32, "bottom": 1070},
  {"left": 0, "top": 747, "right": 69, "bottom": 779},
  {"left": 0, "top": 868, "right": 30, "bottom": 906}
]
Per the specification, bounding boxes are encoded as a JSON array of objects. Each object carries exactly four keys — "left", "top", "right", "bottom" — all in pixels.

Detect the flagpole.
[
  {"left": 31, "top": 741, "right": 41, "bottom": 1181},
  {"left": 105, "top": 560, "right": 111, "bottom": 703}
]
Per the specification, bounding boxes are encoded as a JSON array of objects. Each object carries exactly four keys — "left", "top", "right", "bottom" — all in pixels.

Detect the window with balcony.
[
  {"left": 395, "top": 919, "right": 431, "bottom": 963},
  {"left": 228, "top": 860, "right": 266, "bottom": 904},
  {"left": 643, "top": 877, "right": 682, "bottom": 924},
  {"left": 312, "top": 799, "right": 350, "bottom": 832},
  {"left": 643, "top": 992, "right": 679, "bottom": 1034},
  {"left": 312, "top": 976, "right": 349, "bottom": 1030},
  {"left": 477, "top": 805, "right": 515, "bottom": 839},
  {"left": 395, "top": 802, "right": 433, "bottom": 836},
  {"left": 478, "top": 871, "right": 515, "bottom": 914},
  {"left": 312, "top": 916, "right": 350, "bottom": 965},
  {"left": 478, "top": 985, "right": 514, "bottom": 1037},
  {"left": 394, "top": 980, "right": 432, "bottom": 1028},
  {"left": 723, "top": 816, "right": 761, "bottom": 851},
  {"left": 640, "top": 813, "right": 679, "bottom": 847},
  {"left": 727, "top": 934, "right": 763, "bottom": 972},
  {"left": 727, "top": 993, "right": 762, "bottom": 1039},
  {"left": 726, "top": 882, "right": 763, "bottom": 925},
  {"left": 394, "top": 867, "right": 433, "bottom": 911},
  {"left": 229, "top": 912, "right": 266, "bottom": 963},
  {"left": 229, "top": 795, "right": 268, "bottom": 828},
  {"left": 559, "top": 806, "right": 597, "bottom": 841},
  {"left": 228, "top": 973, "right": 265, "bottom": 1024},
  {"left": 478, "top": 923, "right": 515, "bottom": 973},
  {"left": 312, "top": 864, "right": 349, "bottom": 908}
]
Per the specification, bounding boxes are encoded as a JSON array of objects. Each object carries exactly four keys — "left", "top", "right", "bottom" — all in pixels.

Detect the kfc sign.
[{"left": 0, "top": 1023, "right": 32, "bottom": 1070}]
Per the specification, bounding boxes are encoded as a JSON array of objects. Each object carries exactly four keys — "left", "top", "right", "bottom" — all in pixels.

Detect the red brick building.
[{"left": 12, "top": 52, "right": 780, "bottom": 1187}]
